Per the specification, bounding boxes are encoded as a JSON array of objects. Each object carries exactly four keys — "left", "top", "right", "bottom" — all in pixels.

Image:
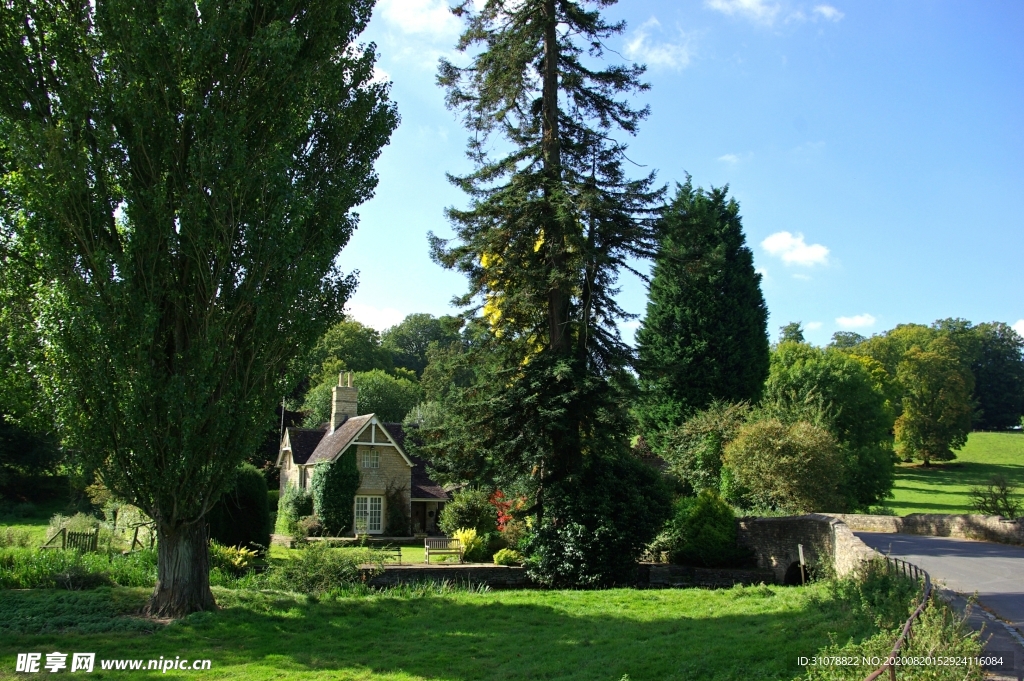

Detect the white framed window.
[
  {"left": 354, "top": 496, "right": 383, "bottom": 534},
  {"left": 362, "top": 448, "right": 380, "bottom": 469}
]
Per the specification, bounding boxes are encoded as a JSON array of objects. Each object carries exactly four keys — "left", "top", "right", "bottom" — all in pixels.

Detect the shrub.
[
  {"left": 969, "top": 475, "right": 1020, "bottom": 519},
  {"left": 452, "top": 527, "right": 487, "bottom": 562},
  {"left": 526, "top": 451, "right": 673, "bottom": 588},
  {"left": 662, "top": 402, "right": 750, "bottom": 495},
  {"left": 208, "top": 541, "right": 258, "bottom": 577},
  {"left": 208, "top": 463, "right": 271, "bottom": 553},
  {"left": 384, "top": 483, "right": 410, "bottom": 536},
  {"left": 723, "top": 418, "right": 848, "bottom": 513},
  {"left": 492, "top": 548, "right": 522, "bottom": 566},
  {"left": 47, "top": 512, "right": 100, "bottom": 539},
  {"left": 438, "top": 488, "right": 497, "bottom": 537},
  {"left": 666, "top": 491, "right": 746, "bottom": 568},
  {"left": 803, "top": 559, "right": 982, "bottom": 680},
  {"left": 267, "top": 490, "right": 279, "bottom": 512},
  {"left": 295, "top": 515, "right": 323, "bottom": 538},
  {"left": 0, "top": 527, "right": 33, "bottom": 548},
  {"left": 311, "top": 447, "right": 360, "bottom": 535},
  {"left": 263, "top": 541, "right": 379, "bottom": 595},
  {"left": 277, "top": 485, "right": 314, "bottom": 536},
  {"left": 500, "top": 517, "right": 530, "bottom": 552}
]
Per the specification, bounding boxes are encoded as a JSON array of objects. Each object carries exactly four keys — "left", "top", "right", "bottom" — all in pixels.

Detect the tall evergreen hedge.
[
  {"left": 208, "top": 463, "right": 270, "bottom": 553},
  {"left": 636, "top": 181, "right": 770, "bottom": 448},
  {"left": 311, "top": 446, "right": 360, "bottom": 535}
]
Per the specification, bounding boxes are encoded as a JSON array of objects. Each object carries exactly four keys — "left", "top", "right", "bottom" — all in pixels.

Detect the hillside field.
[{"left": 887, "top": 432, "right": 1024, "bottom": 515}]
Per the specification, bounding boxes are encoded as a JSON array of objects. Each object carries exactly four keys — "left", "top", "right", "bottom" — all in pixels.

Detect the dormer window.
[{"left": 363, "top": 448, "right": 380, "bottom": 469}]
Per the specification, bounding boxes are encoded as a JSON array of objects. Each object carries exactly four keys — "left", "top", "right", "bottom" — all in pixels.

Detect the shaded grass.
[
  {"left": 0, "top": 582, "right": 883, "bottom": 681},
  {"left": 887, "top": 432, "right": 1024, "bottom": 515}
]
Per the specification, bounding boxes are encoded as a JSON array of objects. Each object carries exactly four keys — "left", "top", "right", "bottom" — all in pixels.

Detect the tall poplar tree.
[
  {"left": 425, "top": 0, "right": 667, "bottom": 558},
  {"left": 635, "top": 182, "right": 769, "bottom": 446},
  {"left": 0, "top": 0, "right": 396, "bottom": 616}
]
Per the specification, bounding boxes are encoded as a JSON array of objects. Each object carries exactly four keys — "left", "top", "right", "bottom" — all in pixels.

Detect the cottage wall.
[
  {"left": 279, "top": 452, "right": 296, "bottom": 493},
  {"left": 354, "top": 444, "right": 411, "bottom": 534}
]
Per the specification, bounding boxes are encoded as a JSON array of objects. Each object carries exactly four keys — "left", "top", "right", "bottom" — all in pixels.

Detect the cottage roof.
[
  {"left": 306, "top": 414, "right": 374, "bottom": 465},
  {"left": 277, "top": 426, "right": 327, "bottom": 466},
  {"left": 382, "top": 422, "right": 450, "bottom": 501}
]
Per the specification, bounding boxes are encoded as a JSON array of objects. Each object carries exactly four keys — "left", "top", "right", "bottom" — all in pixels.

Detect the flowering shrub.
[
  {"left": 208, "top": 541, "right": 258, "bottom": 577},
  {"left": 452, "top": 527, "right": 487, "bottom": 562},
  {"left": 492, "top": 548, "right": 522, "bottom": 566}
]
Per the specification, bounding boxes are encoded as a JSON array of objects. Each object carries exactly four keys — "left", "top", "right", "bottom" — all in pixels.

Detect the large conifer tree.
[
  {"left": 636, "top": 182, "right": 769, "bottom": 446},
  {"left": 425, "top": 0, "right": 666, "bottom": 551}
]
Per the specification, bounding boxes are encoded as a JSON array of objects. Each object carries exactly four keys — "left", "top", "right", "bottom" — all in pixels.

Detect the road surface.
[{"left": 855, "top": 531, "right": 1024, "bottom": 677}]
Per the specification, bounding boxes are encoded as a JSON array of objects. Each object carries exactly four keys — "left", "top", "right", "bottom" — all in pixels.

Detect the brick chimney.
[{"left": 330, "top": 371, "right": 358, "bottom": 432}]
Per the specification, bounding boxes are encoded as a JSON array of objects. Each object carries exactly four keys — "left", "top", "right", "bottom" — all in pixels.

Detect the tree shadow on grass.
[{"left": 0, "top": 587, "right": 879, "bottom": 681}]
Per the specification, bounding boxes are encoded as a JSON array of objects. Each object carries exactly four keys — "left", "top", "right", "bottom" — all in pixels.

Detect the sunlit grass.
[
  {"left": 0, "top": 582, "right": 883, "bottom": 681},
  {"left": 887, "top": 432, "right": 1024, "bottom": 515}
]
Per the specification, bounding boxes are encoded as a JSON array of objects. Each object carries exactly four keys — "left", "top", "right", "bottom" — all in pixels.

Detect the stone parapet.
[
  {"left": 827, "top": 513, "right": 1024, "bottom": 545},
  {"left": 736, "top": 514, "right": 876, "bottom": 583}
]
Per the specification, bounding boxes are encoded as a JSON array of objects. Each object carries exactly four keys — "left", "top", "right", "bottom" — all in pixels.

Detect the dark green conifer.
[{"left": 636, "top": 182, "right": 769, "bottom": 446}]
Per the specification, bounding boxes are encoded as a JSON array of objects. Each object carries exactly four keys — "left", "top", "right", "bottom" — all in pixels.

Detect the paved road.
[{"left": 856, "top": 531, "right": 1024, "bottom": 676}]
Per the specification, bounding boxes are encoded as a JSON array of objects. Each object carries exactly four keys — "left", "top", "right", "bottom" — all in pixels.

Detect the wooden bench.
[{"left": 424, "top": 537, "right": 462, "bottom": 563}]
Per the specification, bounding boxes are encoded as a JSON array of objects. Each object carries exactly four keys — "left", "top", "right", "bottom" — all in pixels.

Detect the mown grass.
[
  {"left": 0, "top": 581, "right": 885, "bottom": 681},
  {"left": 887, "top": 432, "right": 1024, "bottom": 515}
]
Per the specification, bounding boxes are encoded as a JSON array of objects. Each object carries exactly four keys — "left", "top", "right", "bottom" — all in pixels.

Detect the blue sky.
[{"left": 337, "top": 0, "right": 1024, "bottom": 346}]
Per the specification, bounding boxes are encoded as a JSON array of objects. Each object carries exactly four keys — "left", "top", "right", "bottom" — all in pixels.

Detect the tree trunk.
[
  {"left": 146, "top": 521, "right": 215, "bottom": 618},
  {"left": 541, "top": 0, "right": 570, "bottom": 355}
]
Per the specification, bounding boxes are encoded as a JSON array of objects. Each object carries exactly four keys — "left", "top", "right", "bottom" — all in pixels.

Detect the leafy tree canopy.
[
  {"left": 303, "top": 318, "right": 395, "bottom": 381},
  {"left": 0, "top": 0, "right": 396, "bottom": 616},
  {"left": 303, "top": 369, "right": 422, "bottom": 426},
  {"left": 778, "top": 322, "right": 806, "bottom": 344},
  {"left": 762, "top": 342, "right": 895, "bottom": 508},
  {"left": 382, "top": 313, "right": 461, "bottom": 377},
  {"left": 894, "top": 339, "right": 974, "bottom": 464}
]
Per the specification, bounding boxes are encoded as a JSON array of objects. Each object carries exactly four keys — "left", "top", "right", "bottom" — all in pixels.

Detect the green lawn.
[
  {"left": 0, "top": 582, "right": 880, "bottom": 681},
  {"left": 887, "top": 431, "right": 1024, "bottom": 515}
]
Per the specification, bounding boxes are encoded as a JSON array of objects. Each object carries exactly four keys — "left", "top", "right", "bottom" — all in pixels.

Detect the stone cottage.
[{"left": 276, "top": 372, "right": 449, "bottom": 535}]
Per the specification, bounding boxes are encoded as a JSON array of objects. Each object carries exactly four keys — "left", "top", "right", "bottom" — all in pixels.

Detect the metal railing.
[{"left": 863, "top": 556, "right": 933, "bottom": 681}]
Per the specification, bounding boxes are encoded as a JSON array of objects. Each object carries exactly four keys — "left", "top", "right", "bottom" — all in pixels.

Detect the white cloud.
[
  {"left": 377, "top": 0, "right": 461, "bottom": 38},
  {"left": 718, "top": 153, "right": 740, "bottom": 164},
  {"left": 1013, "top": 320, "right": 1024, "bottom": 338},
  {"left": 792, "top": 273, "right": 811, "bottom": 280},
  {"left": 625, "top": 18, "right": 692, "bottom": 70},
  {"left": 706, "top": 0, "right": 781, "bottom": 25},
  {"left": 345, "top": 302, "right": 407, "bottom": 331},
  {"left": 813, "top": 4, "right": 844, "bottom": 21},
  {"left": 756, "top": 267, "right": 769, "bottom": 278},
  {"left": 761, "top": 231, "right": 830, "bottom": 266},
  {"left": 806, "top": 321, "right": 823, "bottom": 330},
  {"left": 836, "top": 313, "right": 876, "bottom": 329},
  {"left": 371, "top": 65, "right": 391, "bottom": 84}
]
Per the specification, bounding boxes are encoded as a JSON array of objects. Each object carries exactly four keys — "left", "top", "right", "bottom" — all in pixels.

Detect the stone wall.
[
  {"left": 638, "top": 564, "right": 776, "bottom": 588},
  {"left": 827, "top": 513, "right": 1024, "bottom": 545},
  {"left": 364, "top": 564, "right": 529, "bottom": 589},
  {"left": 736, "top": 514, "right": 876, "bottom": 583}
]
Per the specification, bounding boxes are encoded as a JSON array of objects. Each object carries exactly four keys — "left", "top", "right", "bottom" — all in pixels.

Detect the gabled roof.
[
  {"left": 276, "top": 426, "right": 327, "bottom": 466},
  {"left": 410, "top": 455, "right": 449, "bottom": 500},
  {"left": 305, "top": 414, "right": 414, "bottom": 467},
  {"left": 385, "top": 423, "right": 449, "bottom": 501}
]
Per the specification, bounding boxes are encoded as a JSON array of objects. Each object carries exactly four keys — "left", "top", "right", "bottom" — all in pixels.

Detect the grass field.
[
  {"left": 887, "top": 431, "right": 1024, "bottom": 515},
  {"left": 0, "top": 581, "right": 883, "bottom": 681}
]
